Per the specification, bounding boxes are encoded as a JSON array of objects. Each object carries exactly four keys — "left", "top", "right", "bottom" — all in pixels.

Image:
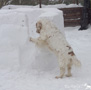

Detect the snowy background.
[
  {"left": 2, "top": 4, "right": 82, "bottom": 9},
  {"left": 0, "top": 4, "right": 91, "bottom": 90}
]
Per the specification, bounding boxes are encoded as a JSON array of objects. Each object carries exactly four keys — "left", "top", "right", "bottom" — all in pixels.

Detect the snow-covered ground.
[
  {"left": 0, "top": 26, "right": 91, "bottom": 90},
  {"left": 0, "top": 5, "right": 91, "bottom": 90}
]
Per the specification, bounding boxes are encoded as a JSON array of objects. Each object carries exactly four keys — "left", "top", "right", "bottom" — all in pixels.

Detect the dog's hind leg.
[
  {"left": 66, "top": 59, "right": 72, "bottom": 77},
  {"left": 55, "top": 67, "right": 65, "bottom": 79},
  {"left": 55, "top": 56, "right": 66, "bottom": 79}
]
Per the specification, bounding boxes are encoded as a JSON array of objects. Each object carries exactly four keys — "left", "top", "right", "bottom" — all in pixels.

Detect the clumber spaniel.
[{"left": 30, "top": 18, "right": 81, "bottom": 78}]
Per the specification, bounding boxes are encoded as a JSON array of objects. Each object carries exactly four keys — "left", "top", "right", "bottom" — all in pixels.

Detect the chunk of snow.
[{"left": 0, "top": 8, "right": 64, "bottom": 70}]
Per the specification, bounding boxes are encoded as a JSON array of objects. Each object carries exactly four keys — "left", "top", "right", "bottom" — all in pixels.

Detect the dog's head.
[{"left": 36, "top": 21, "right": 42, "bottom": 33}]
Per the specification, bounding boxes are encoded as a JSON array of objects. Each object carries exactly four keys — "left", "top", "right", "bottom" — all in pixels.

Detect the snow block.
[
  {"left": 0, "top": 12, "right": 28, "bottom": 68},
  {"left": 0, "top": 8, "right": 64, "bottom": 71}
]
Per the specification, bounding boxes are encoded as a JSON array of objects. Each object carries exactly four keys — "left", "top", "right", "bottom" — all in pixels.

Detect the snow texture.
[{"left": 0, "top": 5, "right": 91, "bottom": 90}]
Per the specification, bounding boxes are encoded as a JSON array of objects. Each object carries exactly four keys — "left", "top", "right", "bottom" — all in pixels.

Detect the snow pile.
[
  {"left": 2, "top": 4, "right": 82, "bottom": 9},
  {"left": 0, "top": 8, "right": 64, "bottom": 71}
]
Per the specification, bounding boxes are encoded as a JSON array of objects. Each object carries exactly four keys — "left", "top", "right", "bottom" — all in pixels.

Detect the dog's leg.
[
  {"left": 55, "top": 55, "right": 66, "bottom": 79},
  {"left": 30, "top": 37, "right": 43, "bottom": 44},
  {"left": 55, "top": 67, "right": 65, "bottom": 79},
  {"left": 66, "top": 59, "right": 72, "bottom": 77}
]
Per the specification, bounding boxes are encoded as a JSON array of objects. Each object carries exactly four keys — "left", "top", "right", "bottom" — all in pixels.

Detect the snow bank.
[
  {"left": 2, "top": 4, "right": 82, "bottom": 9},
  {"left": 0, "top": 8, "right": 64, "bottom": 71}
]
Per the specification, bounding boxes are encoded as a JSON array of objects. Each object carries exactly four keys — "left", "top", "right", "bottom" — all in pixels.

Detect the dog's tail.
[{"left": 72, "top": 58, "right": 81, "bottom": 67}]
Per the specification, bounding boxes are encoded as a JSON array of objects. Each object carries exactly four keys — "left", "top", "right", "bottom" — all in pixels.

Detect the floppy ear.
[{"left": 36, "top": 21, "right": 42, "bottom": 30}]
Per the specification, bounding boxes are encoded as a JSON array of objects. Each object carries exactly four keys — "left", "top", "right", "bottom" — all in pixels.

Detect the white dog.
[{"left": 30, "top": 18, "right": 81, "bottom": 78}]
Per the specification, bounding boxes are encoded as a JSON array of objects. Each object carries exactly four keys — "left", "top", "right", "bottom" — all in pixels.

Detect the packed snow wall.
[{"left": 0, "top": 8, "right": 64, "bottom": 71}]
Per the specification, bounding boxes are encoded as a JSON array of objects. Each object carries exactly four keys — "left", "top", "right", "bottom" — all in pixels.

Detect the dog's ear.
[
  {"left": 36, "top": 21, "right": 42, "bottom": 33},
  {"left": 36, "top": 21, "right": 42, "bottom": 30}
]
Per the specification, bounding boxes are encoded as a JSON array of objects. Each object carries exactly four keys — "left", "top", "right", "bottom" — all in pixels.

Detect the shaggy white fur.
[{"left": 30, "top": 18, "right": 81, "bottom": 78}]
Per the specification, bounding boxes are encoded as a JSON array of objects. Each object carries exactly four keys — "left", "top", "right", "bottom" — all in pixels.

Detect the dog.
[{"left": 30, "top": 18, "right": 81, "bottom": 78}]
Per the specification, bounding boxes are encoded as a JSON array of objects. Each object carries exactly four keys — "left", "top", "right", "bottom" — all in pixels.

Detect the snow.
[
  {"left": 0, "top": 5, "right": 91, "bottom": 90},
  {"left": 2, "top": 4, "right": 82, "bottom": 9}
]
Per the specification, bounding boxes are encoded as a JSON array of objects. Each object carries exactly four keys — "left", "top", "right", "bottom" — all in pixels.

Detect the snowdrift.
[{"left": 0, "top": 8, "right": 64, "bottom": 71}]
